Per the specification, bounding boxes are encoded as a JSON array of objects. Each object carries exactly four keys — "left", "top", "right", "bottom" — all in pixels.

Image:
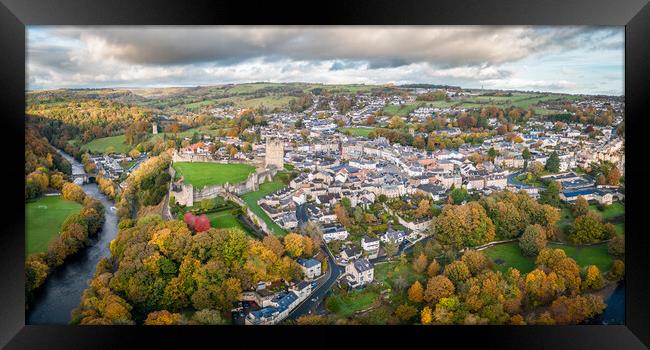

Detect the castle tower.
[
  {"left": 152, "top": 123, "right": 158, "bottom": 135},
  {"left": 265, "top": 138, "right": 284, "bottom": 169}
]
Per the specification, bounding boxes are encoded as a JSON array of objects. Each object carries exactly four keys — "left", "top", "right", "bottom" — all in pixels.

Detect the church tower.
[{"left": 265, "top": 138, "right": 284, "bottom": 169}]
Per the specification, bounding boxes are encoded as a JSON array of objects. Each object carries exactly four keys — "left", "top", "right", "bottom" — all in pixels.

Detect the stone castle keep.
[{"left": 265, "top": 139, "right": 284, "bottom": 169}]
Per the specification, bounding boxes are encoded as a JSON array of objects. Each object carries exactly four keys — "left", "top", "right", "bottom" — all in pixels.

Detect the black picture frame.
[{"left": 1, "top": 0, "right": 649, "bottom": 348}]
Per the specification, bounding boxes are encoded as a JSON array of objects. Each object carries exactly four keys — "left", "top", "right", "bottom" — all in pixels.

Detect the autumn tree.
[
  {"left": 395, "top": 304, "right": 418, "bottom": 322},
  {"left": 284, "top": 233, "right": 305, "bottom": 257},
  {"left": 607, "top": 260, "right": 625, "bottom": 281},
  {"left": 571, "top": 212, "right": 605, "bottom": 244},
  {"left": 460, "top": 250, "right": 490, "bottom": 275},
  {"left": 144, "top": 310, "right": 183, "bottom": 325},
  {"left": 424, "top": 275, "right": 455, "bottom": 304},
  {"left": 415, "top": 199, "right": 431, "bottom": 218},
  {"left": 607, "top": 236, "right": 624, "bottom": 258},
  {"left": 408, "top": 280, "right": 424, "bottom": 303},
  {"left": 421, "top": 306, "right": 433, "bottom": 325},
  {"left": 434, "top": 202, "right": 495, "bottom": 250},
  {"left": 262, "top": 234, "right": 285, "bottom": 257},
  {"left": 583, "top": 265, "right": 604, "bottom": 290},
  {"left": 413, "top": 253, "right": 428, "bottom": 273},
  {"left": 549, "top": 294, "right": 605, "bottom": 325},
  {"left": 572, "top": 196, "right": 589, "bottom": 217},
  {"left": 62, "top": 182, "right": 86, "bottom": 203},
  {"left": 427, "top": 259, "right": 440, "bottom": 277}
]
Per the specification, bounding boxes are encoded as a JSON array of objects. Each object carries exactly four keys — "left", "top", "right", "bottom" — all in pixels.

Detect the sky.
[{"left": 27, "top": 26, "right": 624, "bottom": 95}]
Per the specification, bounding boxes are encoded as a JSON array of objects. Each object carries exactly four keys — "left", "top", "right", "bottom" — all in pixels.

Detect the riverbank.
[{"left": 27, "top": 149, "right": 119, "bottom": 325}]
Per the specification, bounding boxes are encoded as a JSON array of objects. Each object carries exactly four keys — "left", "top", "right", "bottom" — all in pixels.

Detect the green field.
[
  {"left": 25, "top": 195, "right": 83, "bottom": 254},
  {"left": 339, "top": 127, "right": 375, "bottom": 138},
  {"left": 240, "top": 172, "right": 289, "bottom": 237},
  {"left": 81, "top": 134, "right": 132, "bottom": 154},
  {"left": 173, "top": 162, "right": 256, "bottom": 189},
  {"left": 326, "top": 289, "right": 379, "bottom": 317},
  {"left": 206, "top": 209, "right": 254, "bottom": 237},
  {"left": 484, "top": 241, "right": 614, "bottom": 274},
  {"left": 484, "top": 243, "right": 537, "bottom": 274},
  {"left": 589, "top": 203, "right": 625, "bottom": 221}
]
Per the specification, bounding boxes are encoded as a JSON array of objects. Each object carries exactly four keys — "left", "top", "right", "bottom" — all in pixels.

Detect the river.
[
  {"left": 27, "top": 150, "right": 118, "bottom": 325},
  {"left": 588, "top": 281, "right": 625, "bottom": 325}
]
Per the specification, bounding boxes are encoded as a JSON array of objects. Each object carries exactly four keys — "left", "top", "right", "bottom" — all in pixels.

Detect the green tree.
[
  {"left": 519, "top": 224, "right": 547, "bottom": 256},
  {"left": 540, "top": 181, "right": 561, "bottom": 207},
  {"left": 545, "top": 151, "right": 560, "bottom": 173}
]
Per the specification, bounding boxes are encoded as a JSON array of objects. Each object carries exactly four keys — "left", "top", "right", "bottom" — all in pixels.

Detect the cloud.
[{"left": 26, "top": 26, "right": 624, "bottom": 94}]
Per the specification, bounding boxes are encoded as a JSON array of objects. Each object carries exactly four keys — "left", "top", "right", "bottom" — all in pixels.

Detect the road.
[{"left": 286, "top": 243, "right": 342, "bottom": 320}]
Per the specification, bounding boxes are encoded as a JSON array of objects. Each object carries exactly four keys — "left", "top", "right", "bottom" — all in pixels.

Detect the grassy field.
[
  {"left": 240, "top": 172, "right": 289, "bottom": 237},
  {"left": 382, "top": 103, "right": 421, "bottom": 117},
  {"left": 25, "top": 195, "right": 83, "bottom": 254},
  {"left": 589, "top": 203, "right": 625, "bottom": 221},
  {"left": 173, "top": 162, "right": 255, "bottom": 189},
  {"left": 484, "top": 241, "right": 614, "bottom": 274},
  {"left": 326, "top": 289, "right": 379, "bottom": 317},
  {"left": 484, "top": 243, "right": 537, "bottom": 274},
  {"left": 81, "top": 134, "right": 132, "bottom": 154},
  {"left": 206, "top": 209, "right": 255, "bottom": 237},
  {"left": 338, "top": 127, "right": 375, "bottom": 138}
]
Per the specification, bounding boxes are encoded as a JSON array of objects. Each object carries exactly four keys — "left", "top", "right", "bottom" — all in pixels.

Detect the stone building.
[{"left": 265, "top": 138, "right": 284, "bottom": 169}]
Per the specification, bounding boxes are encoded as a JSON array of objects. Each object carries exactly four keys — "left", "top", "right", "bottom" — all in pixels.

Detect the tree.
[
  {"left": 395, "top": 304, "right": 418, "bottom": 322},
  {"left": 144, "top": 310, "right": 182, "bottom": 325},
  {"left": 545, "top": 151, "right": 560, "bottom": 173},
  {"left": 424, "top": 275, "right": 455, "bottom": 304},
  {"left": 183, "top": 212, "right": 196, "bottom": 230},
  {"left": 449, "top": 187, "right": 470, "bottom": 205},
  {"left": 443, "top": 260, "right": 471, "bottom": 285},
  {"left": 549, "top": 294, "right": 605, "bottom": 325},
  {"left": 333, "top": 204, "right": 352, "bottom": 227},
  {"left": 528, "top": 161, "right": 544, "bottom": 176},
  {"left": 262, "top": 234, "right": 285, "bottom": 257},
  {"left": 421, "top": 306, "right": 433, "bottom": 325},
  {"left": 194, "top": 214, "right": 211, "bottom": 232},
  {"left": 384, "top": 241, "right": 398, "bottom": 257},
  {"left": 434, "top": 202, "right": 495, "bottom": 250},
  {"left": 389, "top": 116, "right": 405, "bottom": 129},
  {"left": 426, "top": 259, "right": 440, "bottom": 277},
  {"left": 407, "top": 281, "right": 424, "bottom": 303},
  {"left": 415, "top": 199, "right": 431, "bottom": 218},
  {"left": 488, "top": 147, "right": 498, "bottom": 161},
  {"left": 321, "top": 259, "right": 328, "bottom": 273},
  {"left": 413, "top": 253, "right": 428, "bottom": 273},
  {"left": 519, "top": 224, "right": 547, "bottom": 256},
  {"left": 607, "top": 236, "right": 624, "bottom": 258},
  {"left": 192, "top": 309, "right": 225, "bottom": 325},
  {"left": 62, "top": 182, "right": 86, "bottom": 203},
  {"left": 603, "top": 222, "right": 617, "bottom": 239},
  {"left": 583, "top": 265, "right": 604, "bottom": 290},
  {"left": 607, "top": 260, "right": 625, "bottom": 281},
  {"left": 573, "top": 196, "right": 589, "bottom": 217},
  {"left": 284, "top": 233, "right": 305, "bottom": 257},
  {"left": 606, "top": 167, "right": 621, "bottom": 185},
  {"left": 460, "top": 250, "right": 489, "bottom": 275},
  {"left": 571, "top": 212, "right": 605, "bottom": 244},
  {"left": 540, "top": 181, "right": 561, "bottom": 207}
]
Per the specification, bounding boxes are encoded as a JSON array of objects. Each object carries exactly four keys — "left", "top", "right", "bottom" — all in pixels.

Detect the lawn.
[
  {"left": 206, "top": 209, "right": 255, "bottom": 237},
  {"left": 25, "top": 195, "right": 83, "bottom": 254},
  {"left": 589, "top": 203, "right": 624, "bottom": 221},
  {"left": 173, "top": 162, "right": 256, "bottom": 189},
  {"left": 548, "top": 243, "right": 614, "bottom": 272},
  {"left": 484, "top": 243, "right": 537, "bottom": 274},
  {"left": 240, "top": 172, "right": 290, "bottom": 237},
  {"left": 484, "top": 242, "right": 614, "bottom": 274},
  {"left": 326, "top": 289, "right": 379, "bottom": 317},
  {"left": 81, "top": 134, "right": 132, "bottom": 154},
  {"left": 338, "top": 127, "right": 375, "bottom": 138},
  {"left": 382, "top": 103, "right": 420, "bottom": 117}
]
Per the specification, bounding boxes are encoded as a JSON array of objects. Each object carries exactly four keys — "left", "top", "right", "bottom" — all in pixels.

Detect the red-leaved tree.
[
  {"left": 184, "top": 212, "right": 195, "bottom": 230},
  {"left": 194, "top": 214, "right": 211, "bottom": 232}
]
